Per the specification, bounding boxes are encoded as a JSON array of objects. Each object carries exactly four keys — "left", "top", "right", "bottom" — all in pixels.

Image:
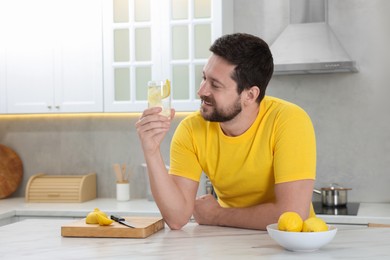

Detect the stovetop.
[{"left": 313, "top": 201, "right": 360, "bottom": 216}]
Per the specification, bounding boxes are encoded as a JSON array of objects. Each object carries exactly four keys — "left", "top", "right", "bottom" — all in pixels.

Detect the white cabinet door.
[
  {"left": 54, "top": 0, "right": 103, "bottom": 113},
  {"left": 103, "top": 0, "right": 231, "bottom": 113},
  {"left": 2, "top": 0, "right": 103, "bottom": 114},
  {"left": 4, "top": 0, "right": 55, "bottom": 113},
  {"left": 0, "top": 2, "right": 6, "bottom": 114}
]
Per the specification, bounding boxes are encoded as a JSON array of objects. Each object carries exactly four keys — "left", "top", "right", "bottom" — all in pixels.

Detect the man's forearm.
[
  {"left": 215, "top": 203, "right": 282, "bottom": 230},
  {"left": 195, "top": 180, "right": 314, "bottom": 230},
  {"left": 194, "top": 195, "right": 282, "bottom": 230},
  {"left": 145, "top": 153, "right": 195, "bottom": 229}
]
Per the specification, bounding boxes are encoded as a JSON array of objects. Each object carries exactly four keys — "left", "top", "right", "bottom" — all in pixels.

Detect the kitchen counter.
[
  {"left": 0, "top": 197, "right": 161, "bottom": 226},
  {"left": 319, "top": 202, "right": 390, "bottom": 225},
  {"left": 2, "top": 198, "right": 390, "bottom": 226},
  {"left": 1, "top": 198, "right": 390, "bottom": 258},
  {"left": 1, "top": 219, "right": 390, "bottom": 259}
]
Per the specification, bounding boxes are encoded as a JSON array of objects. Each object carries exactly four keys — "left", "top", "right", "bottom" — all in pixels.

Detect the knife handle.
[{"left": 110, "top": 215, "right": 125, "bottom": 222}]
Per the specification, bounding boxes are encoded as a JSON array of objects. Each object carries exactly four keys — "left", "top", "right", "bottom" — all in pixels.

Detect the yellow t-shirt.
[{"left": 170, "top": 96, "right": 316, "bottom": 209}]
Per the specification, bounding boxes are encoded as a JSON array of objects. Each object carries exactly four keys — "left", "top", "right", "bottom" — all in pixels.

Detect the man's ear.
[{"left": 244, "top": 86, "right": 260, "bottom": 104}]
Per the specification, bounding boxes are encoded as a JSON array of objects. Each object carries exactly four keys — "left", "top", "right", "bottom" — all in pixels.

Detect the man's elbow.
[{"left": 165, "top": 219, "right": 188, "bottom": 230}]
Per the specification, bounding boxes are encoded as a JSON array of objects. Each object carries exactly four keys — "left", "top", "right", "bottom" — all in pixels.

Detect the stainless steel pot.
[{"left": 313, "top": 183, "right": 351, "bottom": 207}]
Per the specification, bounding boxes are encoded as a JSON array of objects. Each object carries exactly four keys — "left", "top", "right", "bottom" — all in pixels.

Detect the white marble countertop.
[
  {"left": 1, "top": 198, "right": 390, "bottom": 226},
  {"left": 1, "top": 198, "right": 390, "bottom": 258},
  {"left": 1, "top": 218, "right": 390, "bottom": 259}
]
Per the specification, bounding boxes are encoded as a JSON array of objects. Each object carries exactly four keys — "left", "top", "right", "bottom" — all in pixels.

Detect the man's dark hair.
[{"left": 209, "top": 33, "right": 274, "bottom": 103}]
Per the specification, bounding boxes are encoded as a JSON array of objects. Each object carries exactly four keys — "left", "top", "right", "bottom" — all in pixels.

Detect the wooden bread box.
[{"left": 25, "top": 173, "right": 96, "bottom": 202}]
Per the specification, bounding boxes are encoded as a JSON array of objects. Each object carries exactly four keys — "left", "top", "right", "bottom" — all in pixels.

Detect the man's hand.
[
  {"left": 135, "top": 107, "right": 175, "bottom": 155},
  {"left": 193, "top": 194, "right": 223, "bottom": 226},
  {"left": 193, "top": 180, "right": 315, "bottom": 230}
]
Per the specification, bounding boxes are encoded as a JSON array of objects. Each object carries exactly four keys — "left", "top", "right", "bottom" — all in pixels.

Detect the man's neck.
[{"left": 219, "top": 105, "right": 259, "bottom": 137}]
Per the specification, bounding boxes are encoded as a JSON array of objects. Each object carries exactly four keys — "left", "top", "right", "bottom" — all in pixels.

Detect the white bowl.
[{"left": 266, "top": 223, "right": 337, "bottom": 252}]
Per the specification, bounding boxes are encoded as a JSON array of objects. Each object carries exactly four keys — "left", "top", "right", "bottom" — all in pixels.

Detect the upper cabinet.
[
  {"left": 103, "top": 0, "right": 232, "bottom": 112},
  {"left": 0, "top": 0, "right": 233, "bottom": 114},
  {"left": 0, "top": 3, "right": 7, "bottom": 113},
  {"left": 0, "top": 0, "right": 103, "bottom": 114},
  {"left": 0, "top": 45, "right": 5, "bottom": 114}
]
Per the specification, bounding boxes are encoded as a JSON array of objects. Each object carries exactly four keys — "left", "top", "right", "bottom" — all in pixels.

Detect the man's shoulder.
[
  {"left": 182, "top": 110, "right": 202, "bottom": 120},
  {"left": 181, "top": 110, "right": 204, "bottom": 125},
  {"left": 264, "top": 95, "right": 297, "bottom": 107},
  {"left": 178, "top": 110, "right": 209, "bottom": 130},
  {"left": 263, "top": 96, "right": 307, "bottom": 114}
]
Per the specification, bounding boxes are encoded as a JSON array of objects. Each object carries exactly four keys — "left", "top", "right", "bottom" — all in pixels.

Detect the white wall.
[{"left": 234, "top": 0, "right": 390, "bottom": 202}]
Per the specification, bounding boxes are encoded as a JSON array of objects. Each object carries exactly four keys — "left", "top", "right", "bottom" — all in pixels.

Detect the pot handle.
[{"left": 313, "top": 189, "right": 322, "bottom": 195}]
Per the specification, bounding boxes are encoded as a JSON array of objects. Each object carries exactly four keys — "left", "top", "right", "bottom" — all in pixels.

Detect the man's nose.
[{"left": 197, "top": 81, "right": 208, "bottom": 97}]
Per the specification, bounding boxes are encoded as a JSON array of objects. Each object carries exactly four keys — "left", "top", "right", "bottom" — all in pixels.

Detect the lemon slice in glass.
[{"left": 161, "top": 79, "right": 171, "bottom": 98}]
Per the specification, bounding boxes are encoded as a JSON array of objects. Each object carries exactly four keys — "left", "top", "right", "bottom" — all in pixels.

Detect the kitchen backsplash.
[{"left": 0, "top": 114, "right": 182, "bottom": 199}]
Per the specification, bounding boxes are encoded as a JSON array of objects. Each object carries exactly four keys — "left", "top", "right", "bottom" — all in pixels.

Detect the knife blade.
[{"left": 110, "top": 215, "right": 135, "bottom": 228}]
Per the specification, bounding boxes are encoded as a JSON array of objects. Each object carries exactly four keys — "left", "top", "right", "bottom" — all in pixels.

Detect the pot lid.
[{"left": 321, "top": 183, "right": 351, "bottom": 191}]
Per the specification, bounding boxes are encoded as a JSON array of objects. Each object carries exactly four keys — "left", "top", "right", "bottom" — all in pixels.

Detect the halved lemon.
[
  {"left": 85, "top": 208, "right": 109, "bottom": 224},
  {"left": 96, "top": 213, "right": 114, "bottom": 226},
  {"left": 161, "top": 79, "right": 171, "bottom": 98}
]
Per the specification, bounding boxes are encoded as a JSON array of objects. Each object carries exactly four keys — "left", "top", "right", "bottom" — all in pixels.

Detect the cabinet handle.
[
  {"left": 47, "top": 106, "right": 52, "bottom": 109},
  {"left": 55, "top": 106, "right": 60, "bottom": 109}
]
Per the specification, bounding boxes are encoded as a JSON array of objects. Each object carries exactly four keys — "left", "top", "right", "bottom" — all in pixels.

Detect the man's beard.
[{"left": 200, "top": 95, "right": 242, "bottom": 122}]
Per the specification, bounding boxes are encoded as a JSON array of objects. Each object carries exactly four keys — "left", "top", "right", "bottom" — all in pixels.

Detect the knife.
[{"left": 110, "top": 215, "right": 135, "bottom": 228}]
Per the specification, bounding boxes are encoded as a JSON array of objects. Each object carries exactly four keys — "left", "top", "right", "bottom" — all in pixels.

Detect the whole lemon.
[
  {"left": 278, "top": 212, "right": 303, "bottom": 232},
  {"left": 302, "top": 217, "right": 328, "bottom": 232}
]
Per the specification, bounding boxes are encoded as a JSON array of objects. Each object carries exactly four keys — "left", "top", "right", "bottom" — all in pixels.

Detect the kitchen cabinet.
[
  {"left": 0, "top": 51, "right": 5, "bottom": 114},
  {"left": 0, "top": 0, "right": 103, "bottom": 114},
  {"left": 0, "top": 4, "right": 6, "bottom": 114},
  {"left": 103, "top": 0, "right": 233, "bottom": 113}
]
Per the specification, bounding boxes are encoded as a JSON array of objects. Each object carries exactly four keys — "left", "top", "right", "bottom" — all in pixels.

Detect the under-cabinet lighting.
[{"left": 0, "top": 112, "right": 193, "bottom": 119}]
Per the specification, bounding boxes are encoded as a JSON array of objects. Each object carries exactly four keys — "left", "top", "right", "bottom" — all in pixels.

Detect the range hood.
[{"left": 270, "top": 0, "right": 358, "bottom": 75}]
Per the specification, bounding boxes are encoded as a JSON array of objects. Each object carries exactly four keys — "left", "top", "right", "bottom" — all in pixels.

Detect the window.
[{"left": 103, "top": 0, "right": 228, "bottom": 112}]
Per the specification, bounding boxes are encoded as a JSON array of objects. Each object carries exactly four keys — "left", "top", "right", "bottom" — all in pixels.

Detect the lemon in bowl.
[
  {"left": 267, "top": 212, "right": 337, "bottom": 252},
  {"left": 302, "top": 217, "right": 329, "bottom": 232},
  {"left": 267, "top": 223, "right": 337, "bottom": 252},
  {"left": 277, "top": 211, "right": 304, "bottom": 232}
]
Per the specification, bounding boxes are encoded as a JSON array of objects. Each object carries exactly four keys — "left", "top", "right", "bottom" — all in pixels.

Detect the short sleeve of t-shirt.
[
  {"left": 169, "top": 113, "right": 205, "bottom": 182},
  {"left": 271, "top": 103, "right": 316, "bottom": 183}
]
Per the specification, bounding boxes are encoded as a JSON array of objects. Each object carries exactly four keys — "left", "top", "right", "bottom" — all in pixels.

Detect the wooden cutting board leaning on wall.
[{"left": 0, "top": 144, "right": 23, "bottom": 199}]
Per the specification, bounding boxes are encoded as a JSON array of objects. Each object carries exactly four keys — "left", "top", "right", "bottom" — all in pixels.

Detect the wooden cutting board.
[
  {"left": 0, "top": 144, "right": 23, "bottom": 199},
  {"left": 61, "top": 216, "right": 164, "bottom": 238}
]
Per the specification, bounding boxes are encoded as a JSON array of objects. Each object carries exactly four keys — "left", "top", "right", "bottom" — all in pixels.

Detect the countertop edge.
[
  {"left": 1, "top": 198, "right": 390, "bottom": 225},
  {"left": 0, "top": 197, "right": 162, "bottom": 223}
]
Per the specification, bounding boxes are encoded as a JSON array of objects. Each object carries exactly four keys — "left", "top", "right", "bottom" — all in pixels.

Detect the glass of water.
[{"left": 147, "top": 79, "right": 171, "bottom": 117}]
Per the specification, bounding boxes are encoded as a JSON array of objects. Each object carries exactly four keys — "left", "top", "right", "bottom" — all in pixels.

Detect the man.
[{"left": 136, "top": 33, "right": 316, "bottom": 230}]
